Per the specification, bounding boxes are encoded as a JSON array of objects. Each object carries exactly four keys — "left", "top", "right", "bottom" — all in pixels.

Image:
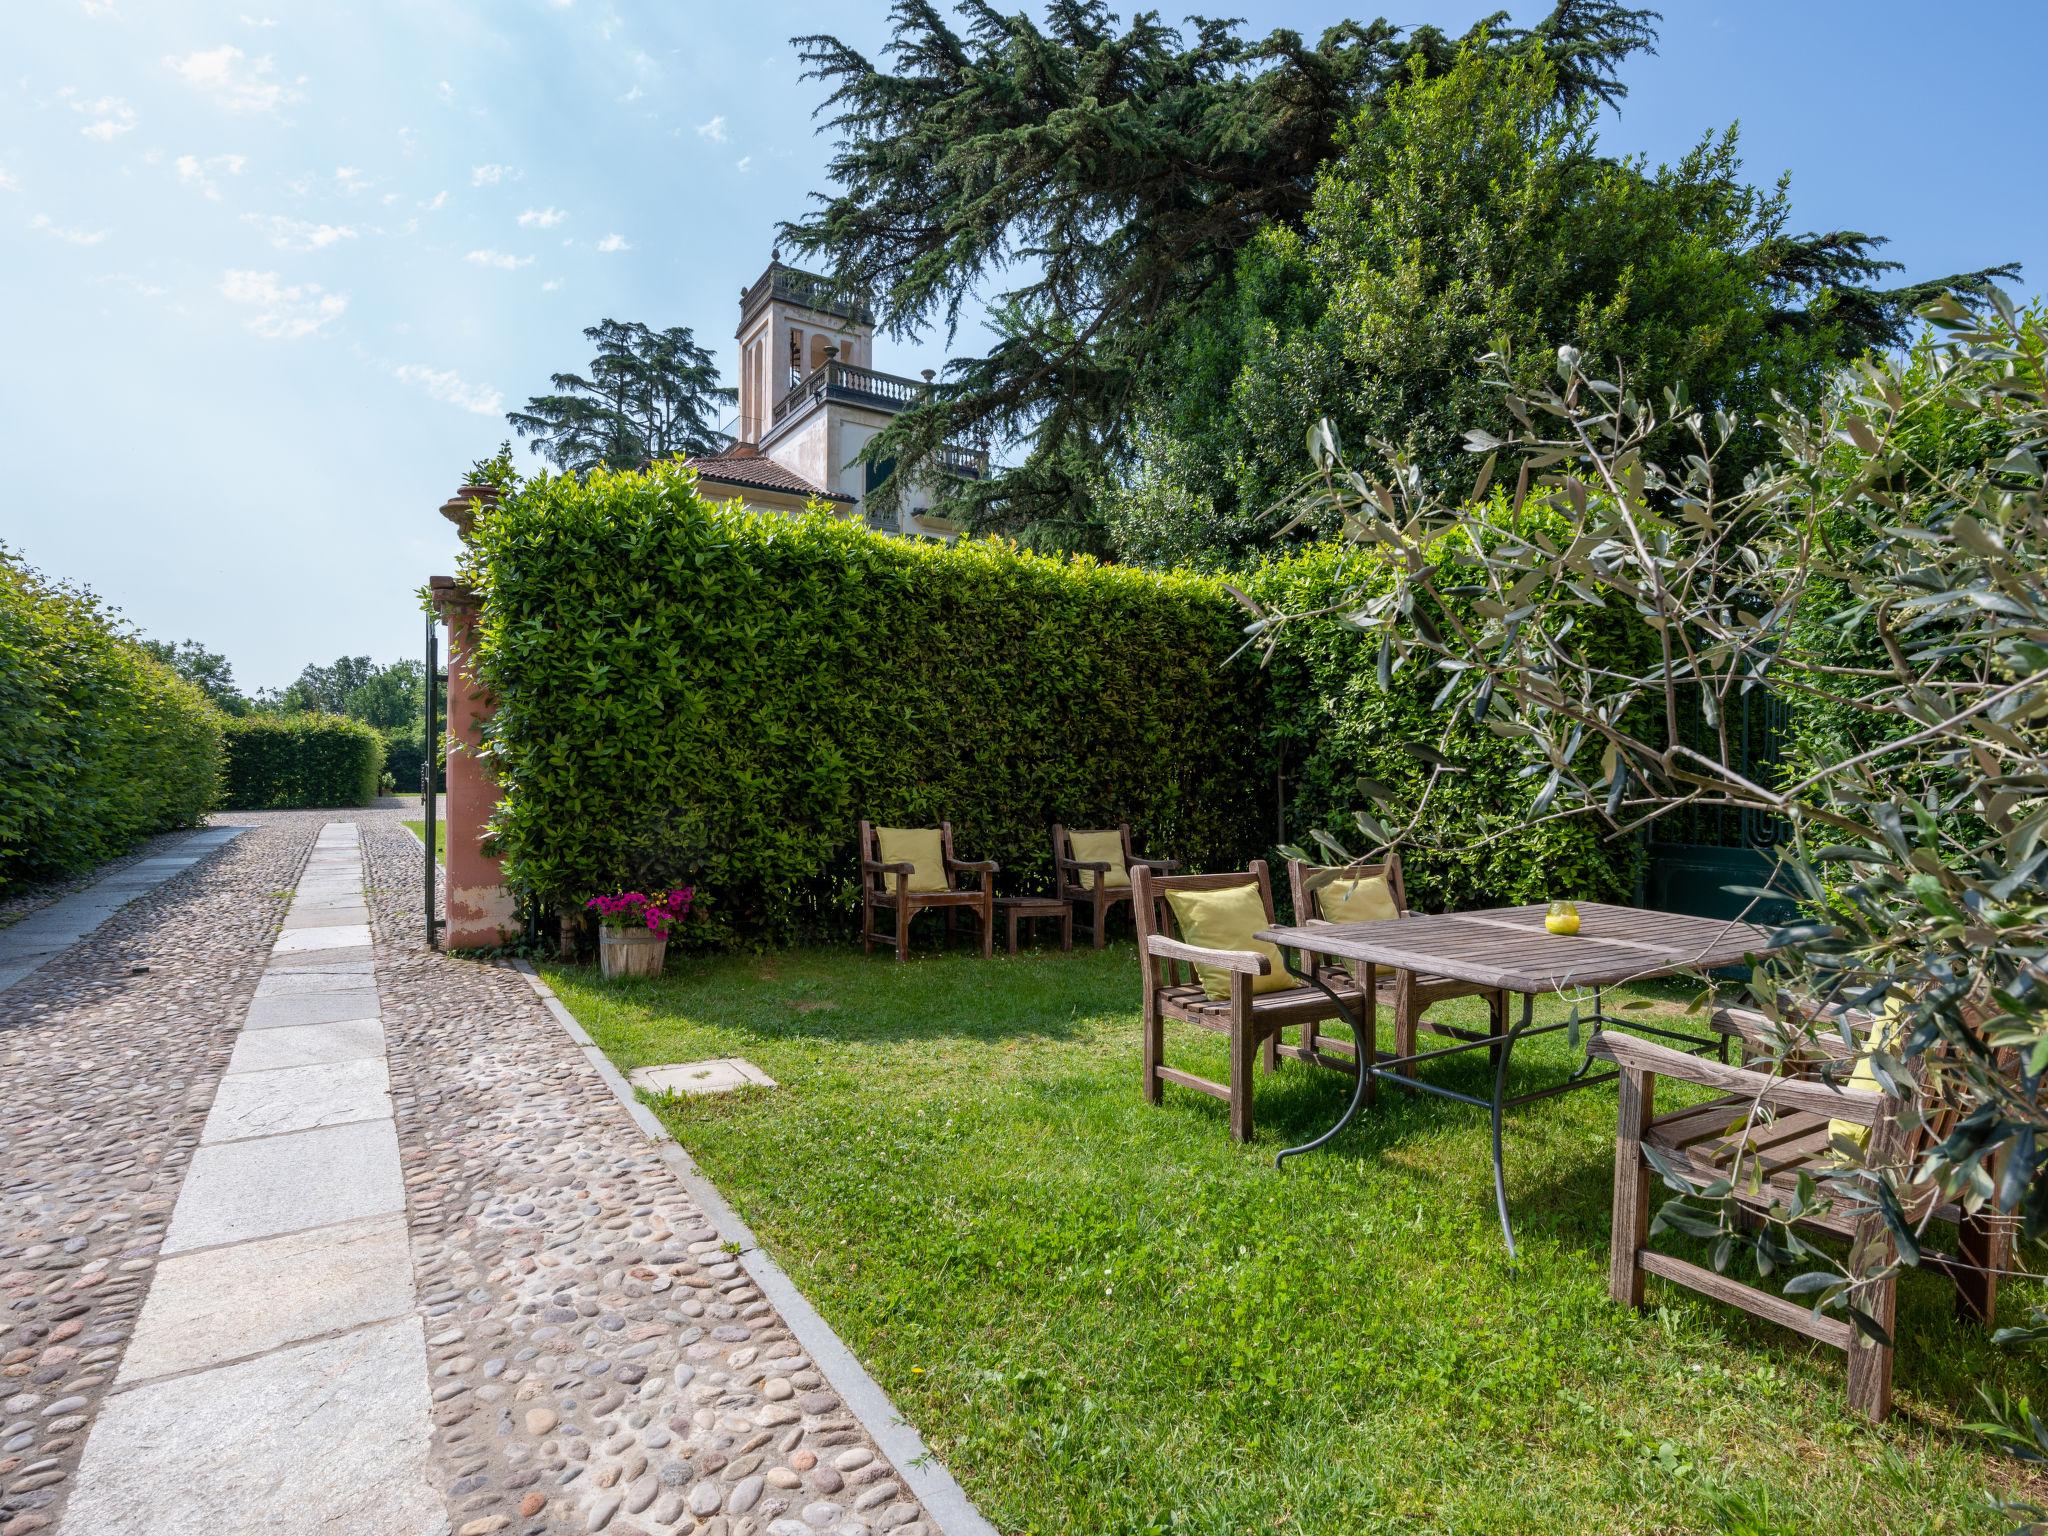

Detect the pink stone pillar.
[{"left": 429, "top": 485, "right": 519, "bottom": 949}]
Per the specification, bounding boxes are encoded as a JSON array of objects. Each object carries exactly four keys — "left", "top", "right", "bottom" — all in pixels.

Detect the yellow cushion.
[
  {"left": 1163, "top": 882, "right": 1294, "bottom": 1001},
  {"left": 1830, "top": 997, "right": 1911, "bottom": 1153},
  {"left": 1316, "top": 873, "right": 1398, "bottom": 924},
  {"left": 1068, "top": 829, "right": 1130, "bottom": 888},
  {"left": 875, "top": 827, "right": 948, "bottom": 892}
]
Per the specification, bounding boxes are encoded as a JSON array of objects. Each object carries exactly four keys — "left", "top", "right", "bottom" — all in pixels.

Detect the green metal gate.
[{"left": 1643, "top": 689, "right": 1799, "bottom": 923}]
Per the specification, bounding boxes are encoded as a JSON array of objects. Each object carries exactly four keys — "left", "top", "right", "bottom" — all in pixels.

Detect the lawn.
[
  {"left": 402, "top": 820, "right": 443, "bottom": 864},
  {"left": 542, "top": 941, "right": 2038, "bottom": 1535}
]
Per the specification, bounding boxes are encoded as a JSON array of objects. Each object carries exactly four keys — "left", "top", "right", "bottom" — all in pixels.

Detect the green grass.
[
  {"left": 402, "top": 821, "right": 443, "bottom": 865},
  {"left": 543, "top": 942, "right": 2038, "bottom": 1535}
]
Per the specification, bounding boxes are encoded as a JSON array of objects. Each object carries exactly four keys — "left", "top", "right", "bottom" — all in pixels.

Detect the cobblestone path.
[{"left": 3, "top": 810, "right": 947, "bottom": 1536}]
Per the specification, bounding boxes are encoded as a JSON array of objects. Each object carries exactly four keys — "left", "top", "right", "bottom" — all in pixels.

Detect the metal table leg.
[
  {"left": 1490, "top": 992, "right": 1536, "bottom": 1259},
  {"left": 1275, "top": 960, "right": 1378, "bottom": 1170}
]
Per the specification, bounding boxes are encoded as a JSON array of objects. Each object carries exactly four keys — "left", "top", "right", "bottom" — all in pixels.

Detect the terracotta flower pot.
[{"left": 599, "top": 925, "right": 668, "bottom": 979}]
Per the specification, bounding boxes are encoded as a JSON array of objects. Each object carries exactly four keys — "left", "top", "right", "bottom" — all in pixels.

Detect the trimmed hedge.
[
  {"left": 0, "top": 546, "right": 223, "bottom": 896},
  {"left": 464, "top": 464, "right": 1270, "bottom": 945},
  {"left": 1244, "top": 521, "right": 1656, "bottom": 911},
  {"left": 222, "top": 715, "right": 384, "bottom": 809}
]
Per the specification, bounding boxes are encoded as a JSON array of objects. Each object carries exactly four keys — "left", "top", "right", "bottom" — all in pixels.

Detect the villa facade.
[{"left": 685, "top": 258, "right": 985, "bottom": 539}]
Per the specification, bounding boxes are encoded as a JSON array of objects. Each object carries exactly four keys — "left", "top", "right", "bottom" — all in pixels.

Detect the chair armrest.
[
  {"left": 1712, "top": 1005, "right": 1859, "bottom": 1064},
  {"left": 1131, "top": 855, "right": 1180, "bottom": 873},
  {"left": 1144, "top": 935, "right": 1271, "bottom": 977},
  {"left": 862, "top": 859, "right": 916, "bottom": 876},
  {"left": 1063, "top": 858, "right": 1112, "bottom": 874},
  {"left": 1590, "top": 1031, "right": 1883, "bottom": 1126},
  {"left": 947, "top": 858, "right": 999, "bottom": 873}
]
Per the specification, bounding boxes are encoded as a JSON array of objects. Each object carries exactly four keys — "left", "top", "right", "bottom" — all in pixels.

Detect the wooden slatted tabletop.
[{"left": 1258, "top": 901, "right": 1773, "bottom": 994}]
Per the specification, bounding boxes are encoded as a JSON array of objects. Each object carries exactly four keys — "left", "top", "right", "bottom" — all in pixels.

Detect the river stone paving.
[
  {"left": 361, "top": 815, "right": 938, "bottom": 1536},
  {"left": 0, "top": 813, "right": 307, "bottom": 1536},
  {"left": 6, "top": 808, "right": 943, "bottom": 1536}
]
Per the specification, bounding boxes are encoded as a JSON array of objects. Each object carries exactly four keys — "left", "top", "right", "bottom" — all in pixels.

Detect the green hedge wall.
[
  {"left": 222, "top": 715, "right": 384, "bottom": 809},
  {"left": 1243, "top": 526, "right": 1656, "bottom": 912},
  {"left": 464, "top": 464, "right": 1270, "bottom": 944},
  {"left": 0, "top": 546, "right": 223, "bottom": 896}
]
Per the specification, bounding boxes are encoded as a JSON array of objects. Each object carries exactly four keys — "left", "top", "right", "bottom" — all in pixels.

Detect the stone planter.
[{"left": 598, "top": 926, "right": 667, "bottom": 980}]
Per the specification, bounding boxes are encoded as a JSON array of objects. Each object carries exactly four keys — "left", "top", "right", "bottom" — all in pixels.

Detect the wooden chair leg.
[
  {"left": 1953, "top": 1212, "right": 2006, "bottom": 1325},
  {"left": 862, "top": 894, "right": 875, "bottom": 955},
  {"left": 980, "top": 894, "right": 994, "bottom": 959},
  {"left": 1261, "top": 1026, "right": 1279, "bottom": 1074},
  {"left": 1845, "top": 1213, "right": 1898, "bottom": 1421},
  {"left": 1610, "top": 1064, "right": 1654, "bottom": 1308},
  {"left": 1142, "top": 998, "right": 1164, "bottom": 1106},
  {"left": 1393, "top": 976, "right": 1419, "bottom": 1095},
  {"left": 1060, "top": 907, "right": 1073, "bottom": 951},
  {"left": 1228, "top": 974, "right": 1257, "bottom": 1141},
  {"left": 1091, "top": 890, "right": 1107, "bottom": 949},
  {"left": 944, "top": 907, "right": 956, "bottom": 947},
  {"left": 896, "top": 902, "right": 911, "bottom": 963}
]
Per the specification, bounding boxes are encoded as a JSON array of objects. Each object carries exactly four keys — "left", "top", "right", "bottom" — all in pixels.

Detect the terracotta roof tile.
[{"left": 685, "top": 451, "right": 855, "bottom": 503}]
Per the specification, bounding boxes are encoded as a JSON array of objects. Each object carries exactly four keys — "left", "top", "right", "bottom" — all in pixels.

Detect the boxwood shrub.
[
  {"left": 0, "top": 546, "right": 223, "bottom": 896},
  {"left": 222, "top": 715, "right": 384, "bottom": 809},
  {"left": 463, "top": 464, "right": 1271, "bottom": 944}
]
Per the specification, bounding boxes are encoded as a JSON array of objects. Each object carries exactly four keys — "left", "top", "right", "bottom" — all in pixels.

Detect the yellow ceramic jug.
[{"left": 1545, "top": 900, "right": 1580, "bottom": 936}]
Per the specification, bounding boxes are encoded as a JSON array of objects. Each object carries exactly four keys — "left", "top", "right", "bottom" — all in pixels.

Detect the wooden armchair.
[
  {"left": 1286, "top": 855, "right": 1510, "bottom": 1083},
  {"left": 859, "top": 821, "right": 999, "bottom": 962},
  {"left": 1131, "top": 861, "right": 1363, "bottom": 1142},
  {"left": 1053, "top": 822, "right": 1180, "bottom": 948},
  {"left": 1591, "top": 1020, "right": 2009, "bottom": 1422}
]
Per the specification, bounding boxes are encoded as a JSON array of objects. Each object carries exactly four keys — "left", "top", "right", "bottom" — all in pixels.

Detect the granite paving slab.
[
  {"left": 160, "top": 1117, "right": 405, "bottom": 1254},
  {"left": 227, "top": 1017, "right": 387, "bottom": 1073},
  {"left": 61, "top": 1317, "right": 438, "bottom": 1536},
  {"left": 272, "top": 923, "right": 374, "bottom": 954},
  {"left": 200, "top": 1057, "right": 393, "bottom": 1143},
  {"left": 242, "top": 986, "right": 383, "bottom": 1028},
  {"left": 114, "top": 1214, "right": 416, "bottom": 1386}
]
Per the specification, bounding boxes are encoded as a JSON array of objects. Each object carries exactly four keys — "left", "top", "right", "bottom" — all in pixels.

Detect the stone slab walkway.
[
  {"left": 59, "top": 821, "right": 438, "bottom": 1535},
  {"left": 0, "top": 827, "right": 245, "bottom": 993},
  {"left": 4, "top": 810, "right": 971, "bottom": 1536}
]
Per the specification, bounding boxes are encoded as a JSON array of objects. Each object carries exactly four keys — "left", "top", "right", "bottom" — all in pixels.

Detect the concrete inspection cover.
[{"left": 629, "top": 1058, "right": 778, "bottom": 1096}]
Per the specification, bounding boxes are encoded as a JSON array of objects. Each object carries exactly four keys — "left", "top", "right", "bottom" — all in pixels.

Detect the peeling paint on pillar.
[{"left": 429, "top": 485, "right": 520, "bottom": 950}]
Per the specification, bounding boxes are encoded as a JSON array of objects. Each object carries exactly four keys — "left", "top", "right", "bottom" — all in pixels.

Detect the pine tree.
[{"left": 508, "top": 320, "right": 735, "bottom": 475}]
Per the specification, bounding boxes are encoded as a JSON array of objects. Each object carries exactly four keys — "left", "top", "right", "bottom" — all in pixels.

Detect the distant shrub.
[
  {"left": 0, "top": 546, "right": 223, "bottom": 895},
  {"left": 222, "top": 715, "right": 383, "bottom": 809},
  {"left": 379, "top": 723, "right": 443, "bottom": 797}
]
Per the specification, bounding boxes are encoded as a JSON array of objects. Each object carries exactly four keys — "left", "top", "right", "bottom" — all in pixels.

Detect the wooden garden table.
[{"left": 1255, "top": 901, "right": 1775, "bottom": 1256}]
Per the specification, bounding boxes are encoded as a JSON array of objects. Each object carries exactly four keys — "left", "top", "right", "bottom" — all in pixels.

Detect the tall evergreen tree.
[
  {"left": 508, "top": 320, "right": 735, "bottom": 475},
  {"left": 785, "top": 2, "right": 2013, "bottom": 552},
  {"left": 782, "top": 0, "right": 1659, "bottom": 546}
]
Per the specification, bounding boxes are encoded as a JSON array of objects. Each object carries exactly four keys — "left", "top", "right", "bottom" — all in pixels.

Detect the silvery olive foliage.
[{"left": 1247, "top": 294, "right": 2045, "bottom": 1475}]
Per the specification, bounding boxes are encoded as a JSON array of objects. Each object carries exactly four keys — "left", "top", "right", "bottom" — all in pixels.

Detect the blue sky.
[{"left": 4, "top": 2, "right": 2042, "bottom": 693}]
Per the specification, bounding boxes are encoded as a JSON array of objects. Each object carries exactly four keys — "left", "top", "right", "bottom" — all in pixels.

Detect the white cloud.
[
  {"left": 734, "top": 155, "right": 752, "bottom": 174},
  {"left": 242, "top": 212, "right": 357, "bottom": 251},
  {"left": 595, "top": 232, "right": 629, "bottom": 253},
  {"left": 69, "top": 94, "right": 137, "bottom": 141},
  {"left": 174, "top": 152, "right": 247, "bottom": 199},
  {"left": 694, "top": 114, "right": 726, "bottom": 143},
  {"left": 0, "top": 165, "right": 18, "bottom": 193},
  {"left": 219, "top": 268, "right": 345, "bottom": 339},
  {"left": 517, "top": 206, "right": 566, "bottom": 229},
  {"left": 334, "top": 165, "right": 369, "bottom": 195},
  {"left": 94, "top": 272, "right": 169, "bottom": 299},
  {"left": 165, "top": 46, "right": 302, "bottom": 114},
  {"left": 78, "top": 0, "right": 118, "bottom": 17},
  {"left": 436, "top": 80, "right": 456, "bottom": 105},
  {"left": 465, "top": 248, "right": 532, "bottom": 270},
  {"left": 541, "top": 278, "right": 561, "bottom": 292},
  {"left": 29, "top": 213, "right": 108, "bottom": 245},
  {"left": 393, "top": 363, "right": 503, "bottom": 416},
  {"left": 421, "top": 190, "right": 448, "bottom": 212},
  {"left": 470, "top": 163, "right": 517, "bottom": 187},
  {"left": 239, "top": 13, "right": 278, "bottom": 25},
  {"left": 397, "top": 126, "right": 418, "bottom": 157}
]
